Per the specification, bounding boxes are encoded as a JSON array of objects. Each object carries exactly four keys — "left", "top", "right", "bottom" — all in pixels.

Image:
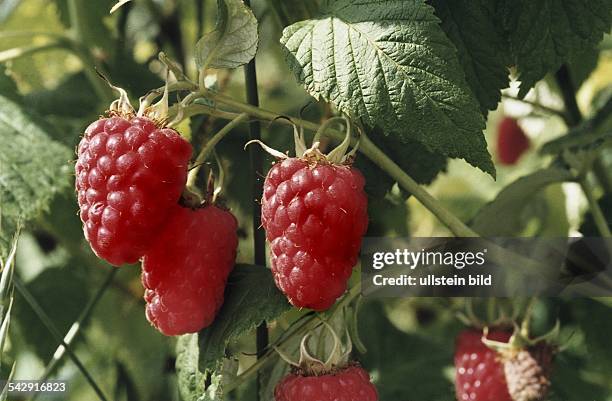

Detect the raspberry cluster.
[{"left": 76, "top": 108, "right": 238, "bottom": 336}]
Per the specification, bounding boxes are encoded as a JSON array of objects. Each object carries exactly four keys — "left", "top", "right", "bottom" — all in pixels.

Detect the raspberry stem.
[
  {"left": 184, "top": 89, "right": 479, "bottom": 237},
  {"left": 186, "top": 113, "right": 249, "bottom": 189}
]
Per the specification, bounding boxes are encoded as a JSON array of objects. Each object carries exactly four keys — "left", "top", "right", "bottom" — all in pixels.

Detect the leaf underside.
[
  {"left": 0, "top": 95, "right": 72, "bottom": 259},
  {"left": 195, "top": 0, "right": 258, "bottom": 70}
]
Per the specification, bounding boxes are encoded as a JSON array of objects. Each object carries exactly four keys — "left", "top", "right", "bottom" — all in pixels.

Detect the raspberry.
[
  {"left": 503, "top": 343, "right": 554, "bottom": 401},
  {"left": 261, "top": 158, "right": 368, "bottom": 311},
  {"left": 75, "top": 116, "right": 192, "bottom": 266},
  {"left": 274, "top": 365, "right": 378, "bottom": 401},
  {"left": 141, "top": 204, "right": 238, "bottom": 336},
  {"left": 497, "top": 117, "right": 530, "bottom": 165},
  {"left": 455, "top": 329, "right": 512, "bottom": 401}
]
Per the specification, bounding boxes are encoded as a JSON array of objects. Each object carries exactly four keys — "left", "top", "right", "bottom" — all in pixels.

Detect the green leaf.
[
  {"left": 567, "top": 47, "right": 600, "bottom": 91},
  {"left": 501, "top": 0, "right": 612, "bottom": 97},
  {"left": 176, "top": 334, "right": 207, "bottom": 401},
  {"left": 551, "top": 352, "right": 611, "bottom": 401},
  {"left": 571, "top": 299, "right": 612, "bottom": 376},
  {"left": 280, "top": 0, "right": 494, "bottom": 175},
  {"left": 90, "top": 271, "right": 171, "bottom": 401},
  {"left": 431, "top": 0, "right": 510, "bottom": 113},
  {"left": 177, "top": 334, "right": 239, "bottom": 401},
  {"left": 198, "top": 265, "right": 290, "bottom": 372},
  {"left": 0, "top": 230, "right": 18, "bottom": 371},
  {"left": 470, "top": 167, "right": 573, "bottom": 236},
  {"left": 0, "top": 95, "right": 72, "bottom": 259},
  {"left": 195, "top": 0, "right": 258, "bottom": 70}
]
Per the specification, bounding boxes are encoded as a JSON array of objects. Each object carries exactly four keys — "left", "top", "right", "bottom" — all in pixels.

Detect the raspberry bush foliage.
[{"left": 1, "top": 1, "right": 612, "bottom": 401}]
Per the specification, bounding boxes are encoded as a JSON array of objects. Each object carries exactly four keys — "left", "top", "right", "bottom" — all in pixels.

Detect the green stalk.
[
  {"left": 186, "top": 113, "right": 249, "bottom": 188},
  {"left": 66, "top": 0, "right": 113, "bottom": 103},
  {"left": 555, "top": 64, "right": 612, "bottom": 195},
  {"left": 188, "top": 91, "right": 479, "bottom": 237},
  {"left": 15, "top": 278, "right": 109, "bottom": 401},
  {"left": 30, "top": 268, "right": 118, "bottom": 401},
  {"left": 580, "top": 176, "right": 612, "bottom": 237},
  {"left": 500, "top": 94, "right": 567, "bottom": 121},
  {"left": 0, "top": 42, "right": 64, "bottom": 63},
  {"left": 67, "top": 40, "right": 113, "bottom": 103},
  {"left": 266, "top": 0, "right": 291, "bottom": 27},
  {"left": 238, "top": 10, "right": 269, "bottom": 398}
]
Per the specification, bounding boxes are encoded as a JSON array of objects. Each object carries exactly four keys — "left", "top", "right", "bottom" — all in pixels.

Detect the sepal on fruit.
[
  {"left": 246, "top": 116, "right": 359, "bottom": 166},
  {"left": 275, "top": 320, "right": 351, "bottom": 376},
  {"left": 481, "top": 320, "right": 560, "bottom": 354},
  {"left": 103, "top": 67, "right": 175, "bottom": 129}
]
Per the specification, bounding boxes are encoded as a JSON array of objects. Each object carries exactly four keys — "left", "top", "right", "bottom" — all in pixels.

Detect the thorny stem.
[
  {"left": 186, "top": 113, "right": 249, "bottom": 188},
  {"left": 554, "top": 65, "right": 582, "bottom": 126}
]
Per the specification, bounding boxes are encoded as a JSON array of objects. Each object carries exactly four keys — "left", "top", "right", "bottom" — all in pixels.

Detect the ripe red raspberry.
[
  {"left": 455, "top": 329, "right": 512, "bottom": 401},
  {"left": 261, "top": 158, "right": 368, "bottom": 311},
  {"left": 274, "top": 365, "right": 378, "bottom": 401},
  {"left": 75, "top": 116, "right": 192, "bottom": 265},
  {"left": 497, "top": 117, "right": 530, "bottom": 165},
  {"left": 141, "top": 204, "right": 238, "bottom": 336}
]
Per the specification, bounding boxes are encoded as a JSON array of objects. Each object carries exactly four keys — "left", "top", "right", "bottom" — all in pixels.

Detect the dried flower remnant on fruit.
[{"left": 274, "top": 322, "right": 378, "bottom": 401}]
